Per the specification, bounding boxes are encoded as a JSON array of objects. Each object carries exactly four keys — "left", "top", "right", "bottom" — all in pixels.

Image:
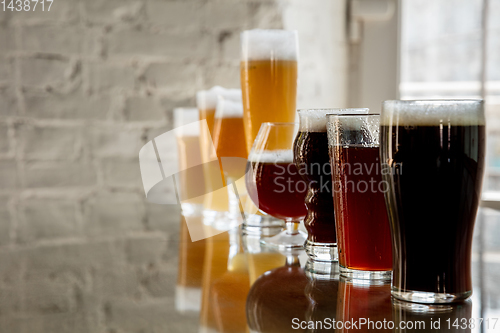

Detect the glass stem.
[
  {"left": 286, "top": 254, "right": 301, "bottom": 267},
  {"left": 285, "top": 220, "right": 299, "bottom": 235}
]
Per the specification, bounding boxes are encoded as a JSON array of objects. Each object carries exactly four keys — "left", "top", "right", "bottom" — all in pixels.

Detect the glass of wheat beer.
[
  {"left": 173, "top": 108, "right": 205, "bottom": 216},
  {"left": 240, "top": 29, "right": 298, "bottom": 154},
  {"left": 381, "top": 100, "right": 485, "bottom": 304},
  {"left": 196, "top": 87, "right": 240, "bottom": 226},
  {"left": 211, "top": 94, "right": 248, "bottom": 228}
]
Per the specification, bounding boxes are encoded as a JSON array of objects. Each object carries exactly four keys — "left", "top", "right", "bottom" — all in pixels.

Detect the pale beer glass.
[
  {"left": 240, "top": 29, "right": 299, "bottom": 233},
  {"left": 196, "top": 87, "right": 240, "bottom": 225},
  {"left": 174, "top": 108, "right": 205, "bottom": 216},
  {"left": 240, "top": 29, "right": 299, "bottom": 153},
  {"left": 211, "top": 94, "right": 248, "bottom": 228}
]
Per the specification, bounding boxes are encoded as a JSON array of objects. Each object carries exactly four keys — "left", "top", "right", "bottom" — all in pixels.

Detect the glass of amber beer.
[
  {"left": 174, "top": 108, "right": 205, "bottom": 217},
  {"left": 196, "top": 87, "right": 241, "bottom": 226},
  {"left": 246, "top": 122, "right": 308, "bottom": 249},
  {"left": 381, "top": 100, "right": 485, "bottom": 304},
  {"left": 211, "top": 94, "right": 248, "bottom": 227},
  {"left": 327, "top": 114, "right": 393, "bottom": 280}
]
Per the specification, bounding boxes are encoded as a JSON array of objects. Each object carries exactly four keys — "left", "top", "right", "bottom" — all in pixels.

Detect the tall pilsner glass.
[
  {"left": 240, "top": 30, "right": 298, "bottom": 232},
  {"left": 380, "top": 100, "right": 485, "bottom": 304},
  {"left": 196, "top": 87, "right": 240, "bottom": 226}
]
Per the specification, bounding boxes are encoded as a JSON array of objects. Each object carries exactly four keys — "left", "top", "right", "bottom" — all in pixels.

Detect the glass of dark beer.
[
  {"left": 246, "top": 122, "right": 308, "bottom": 248},
  {"left": 294, "top": 108, "right": 368, "bottom": 262},
  {"left": 327, "top": 114, "right": 393, "bottom": 280},
  {"left": 381, "top": 100, "right": 485, "bottom": 304}
]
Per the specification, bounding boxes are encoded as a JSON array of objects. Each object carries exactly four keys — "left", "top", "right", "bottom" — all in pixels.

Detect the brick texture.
[{"left": 0, "top": 1, "right": 329, "bottom": 332}]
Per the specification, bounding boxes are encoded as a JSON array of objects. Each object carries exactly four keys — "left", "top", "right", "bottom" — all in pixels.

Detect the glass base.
[
  {"left": 260, "top": 230, "right": 307, "bottom": 250},
  {"left": 305, "top": 260, "right": 339, "bottom": 280},
  {"left": 242, "top": 214, "right": 284, "bottom": 236},
  {"left": 392, "top": 298, "right": 469, "bottom": 313},
  {"left": 392, "top": 287, "right": 472, "bottom": 304},
  {"left": 181, "top": 203, "right": 203, "bottom": 217},
  {"left": 339, "top": 265, "right": 392, "bottom": 281},
  {"left": 305, "top": 240, "right": 338, "bottom": 262}
]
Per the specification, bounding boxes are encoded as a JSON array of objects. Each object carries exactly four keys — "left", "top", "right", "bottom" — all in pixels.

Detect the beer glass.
[
  {"left": 196, "top": 87, "right": 240, "bottom": 224},
  {"left": 381, "top": 100, "right": 485, "bottom": 304},
  {"left": 327, "top": 114, "right": 393, "bottom": 280},
  {"left": 240, "top": 29, "right": 298, "bottom": 154},
  {"left": 174, "top": 108, "right": 205, "bottom": 216},
  {"left": 211, "top": 94, "right": 248, "bottom": 226},
  {"left": 246, "top": 122, "right": 307, "bottom": 248},
  {"left": 295, "top": 108, "right": 369, "bottom": 263}
]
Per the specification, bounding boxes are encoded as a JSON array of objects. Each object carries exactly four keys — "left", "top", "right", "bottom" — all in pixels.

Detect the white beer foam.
[
  {"left": 215, "top": 95, "right": 243, "bottom": 119},
  {"left": 248, "top": 149, "right": 294, "bottom": 163},
  {"left": 196, "top": 86, "right": 241, "bottom": 110},
  {"left": 241, "top": 29, "right": 298, "bottom": 61},
  {"left": 174, "top": 108, "right": 200, "bottom": 136},
  {"left": 381, "top": 100, "right": 485, "bottom": 126},
  {"left": 298, "top": 108, "right": 369, "bottom": 132}
]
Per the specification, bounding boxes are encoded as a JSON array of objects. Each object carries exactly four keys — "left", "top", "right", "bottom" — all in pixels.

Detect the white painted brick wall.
[{"left": 0, "top": 1, "right": 350, "bottom": 331}]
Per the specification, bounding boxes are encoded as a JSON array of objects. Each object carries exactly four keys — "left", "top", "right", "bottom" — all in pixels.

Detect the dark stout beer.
[
  {"left": 381, "top": 100, "right": 485, "bottom": 302},
  {"left": 381, "top": 124, "right": 485, "bottom": 295},
  {"left": 294, "top": 130, "right": 335, "bottom": 243}
]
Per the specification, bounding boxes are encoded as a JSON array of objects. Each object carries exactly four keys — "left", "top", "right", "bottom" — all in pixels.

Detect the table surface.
[{"left": 0, "top": 213, "right": 499, "bottom": 333}]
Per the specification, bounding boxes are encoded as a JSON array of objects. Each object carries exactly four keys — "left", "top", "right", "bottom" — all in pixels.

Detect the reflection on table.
[{"left": 176, "top": 215, "right": 482, "bottom": 333}]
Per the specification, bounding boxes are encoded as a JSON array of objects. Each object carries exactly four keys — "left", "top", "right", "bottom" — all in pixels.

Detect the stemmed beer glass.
[{"left": 246, "top": 123, "right": 308, "bottom": 249}]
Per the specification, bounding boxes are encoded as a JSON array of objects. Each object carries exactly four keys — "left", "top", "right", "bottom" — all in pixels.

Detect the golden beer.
[
  {"left": 196, "top": 87, "right": 240, "bottom": 214},
  {"left": 240, "top": 30, "right": 299, "bottom": 153},
  {"left": 212, "top": 97, "right": 247, "bottom": 180},
  {"left": 174, "top": 108, "right": 205, "bottom": 213}
]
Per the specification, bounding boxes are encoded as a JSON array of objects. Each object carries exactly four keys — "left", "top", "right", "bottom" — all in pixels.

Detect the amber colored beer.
[
  {"left": 246, "top": 158, "right": 307, "bottom": 221},
  {"left": 241, "top": 59, "right": 298, "bottom": 153},
  {"left": 213, "top": 117, "right": 247, "bottom": 160},
  {"left": 174, "top": 108, "right": 205, "bottom": 211},
  {"left": 330, "top": 146, "right": 392, "bottom": 271},
  {"left": 196, "top": 87, "right": 240, "bottom": 213}
]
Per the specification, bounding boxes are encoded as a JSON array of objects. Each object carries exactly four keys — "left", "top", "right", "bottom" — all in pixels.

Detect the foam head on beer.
[
  {"left": 215, "top": 95, "right": 243, "bottom": 120},
  {"left": 174, "top": 107, "right": 200, "bottom": 137},
  {"left": 196, "top": 86, "right": 241, "bottom": 111},
  {"left": 241, "top": 29, "right": 299, "bottom": 61},
  {"left": 298, "top": 108, "right": 369, "bottom": 132},
  {"left": 248, "top": 149, "right": 294, "bottom": 164},
  {"left": 381, "top": 100, "right": 485, "bottom": 126},
  {"left": 326, "top": 113, "right": 380, "bottom": 148}
]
